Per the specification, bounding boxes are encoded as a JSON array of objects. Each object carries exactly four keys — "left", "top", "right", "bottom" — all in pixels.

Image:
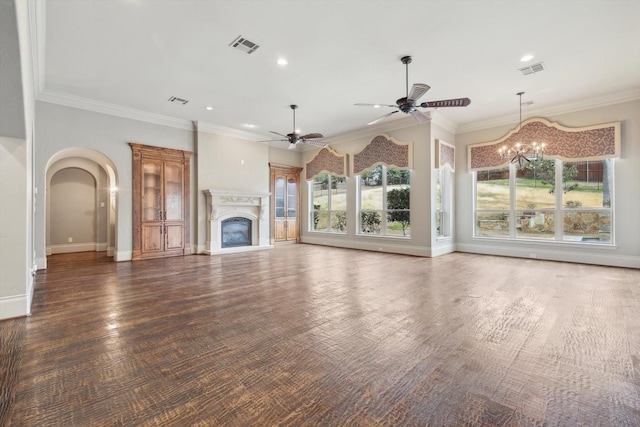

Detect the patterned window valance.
[
  {"left": 435, "top": 139, "right": 455, "bottom": 171},
  {"left": 351, "top": 134, "right": 413, "bottom": 175},
  {"left": 305, "top": 147, "right": 348, "bottom": 180},
  {"left": 467, "top": 118, "right": 621, "bottom": 171}
]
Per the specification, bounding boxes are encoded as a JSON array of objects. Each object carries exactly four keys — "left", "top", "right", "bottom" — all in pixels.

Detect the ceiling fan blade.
[
  {"left": 256, "top": 138, "right": 288, "bottom": 143},
  {"left": 301, "top": 139, "right": 328, "bottom": 148},
  {"left": 410, "top": 110, "right": 431, "bottom": 122},
  {"left": 355, "top": 103, "right": 398, "bottom": 108},
  {"left": 301, "top": 133, "right": 324, "bottom": 139},
  {"left": 420, "top": 97, "right": 471, "bottom": 108},
  {"left": 408, "top": 83, "right": 430, "bottom": 101},
  {"left": 367, "top": 110, "right": 399, "bottom": 125},
  {"left": 269, "top": 130, "right": 289, "bottom": 138}
]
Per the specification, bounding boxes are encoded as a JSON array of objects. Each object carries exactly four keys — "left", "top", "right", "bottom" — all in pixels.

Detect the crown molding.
[
  {"left": 457, "top": 89, "right": 640, "bottom": 134},
  {"left": 194, "top": 121, "right": 264, "bottom": 141},
  {"left": 37, "top": 89, "right": 195, "bottom": 130}
]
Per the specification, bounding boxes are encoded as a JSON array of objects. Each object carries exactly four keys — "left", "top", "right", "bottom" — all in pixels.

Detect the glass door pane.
[
  {"left": 164, "top": 163, "right": 183, "bottom": 220},
  {"left": 287, "top": 178, "right": 297, "bottom": 218},
  {"left": 142, "top": 161, "right": 162, "bottom": 221},
  {"left": 275, "top": 177, "right": 285, "bottom": 218}
]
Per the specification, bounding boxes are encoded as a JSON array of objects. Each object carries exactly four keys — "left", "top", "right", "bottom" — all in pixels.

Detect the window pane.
[
  {"left": 563, "top": 160, "right": 611, "bottom": 208},
  {"left": 476, "top": 167, "right": 509, "bottom": 210},
  {"left": 312, "top": 174, "right": 329, "bottom": 213},
  {"left": 313, "top": 210, "right": 328, "bottom": 231},
  {"left": 563, "top": 210, "right": 611, "bottom": 242},
  {"left": 360, "top": 165, "right": 383, "bottom": 210},
  {"left": 330, "top": 176, "right": 347, "bottom": 211},
  {"left": 360, "top": 211, "right": 382, "bottom": 234},
  {"left": 387, "top": 211, "right": 410, "bottom": 236},
  {"left": 515, "top": 160, "right": 555, "bottom": 209},
  {"left": 386, "top": 167, "right": 410, "bottom": 186},
  {"left": 330, "top": 211, "right": 347, "bottom": 232},
  {"left": 515, "top": 210, "right": 555, "bottom": 239},
  {"left": 476, "top": 211, "right": 510, "bottom": 237}
]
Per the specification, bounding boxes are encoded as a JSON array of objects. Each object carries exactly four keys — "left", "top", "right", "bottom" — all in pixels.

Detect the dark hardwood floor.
[{"left": 2, "top": 245, "right": 640, "bottom": 426}]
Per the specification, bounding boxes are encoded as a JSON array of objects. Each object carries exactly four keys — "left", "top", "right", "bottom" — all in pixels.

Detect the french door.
[{"left": 270, "top": 164, "right": 302, "bottom": 243}]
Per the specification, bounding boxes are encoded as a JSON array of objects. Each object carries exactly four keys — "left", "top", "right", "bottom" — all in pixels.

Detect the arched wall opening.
[{"left": 44, "top": 148, "right": 119, "bottom": 262}]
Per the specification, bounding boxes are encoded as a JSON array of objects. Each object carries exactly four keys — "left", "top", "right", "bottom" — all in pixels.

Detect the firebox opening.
[{"left": 221, "top": 217, "right": 252, "bottom": 248}]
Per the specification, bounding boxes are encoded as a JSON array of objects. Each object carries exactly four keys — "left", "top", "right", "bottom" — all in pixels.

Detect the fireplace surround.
[{"left": 203, "top": 190, "right": 272, "bottom": 255}]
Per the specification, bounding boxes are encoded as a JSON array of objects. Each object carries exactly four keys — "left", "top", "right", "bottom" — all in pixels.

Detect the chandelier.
[{"left": 498, "top": 92, "right": 545, "bottom": 167}]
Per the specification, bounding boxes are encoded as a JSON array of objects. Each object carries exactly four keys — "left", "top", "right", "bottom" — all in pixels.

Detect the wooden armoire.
[{"left": 130, "top": 143, "right": 192, "bottom": 260}]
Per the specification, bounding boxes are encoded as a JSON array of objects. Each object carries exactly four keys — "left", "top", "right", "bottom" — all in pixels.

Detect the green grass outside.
[{"left": 478, "top": 178, "right": 606, "bottom": 210}]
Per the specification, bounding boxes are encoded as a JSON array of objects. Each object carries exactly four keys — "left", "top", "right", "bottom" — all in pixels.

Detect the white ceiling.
[{"left": 35, "top": 0, "right": 640, "bottom": 146}]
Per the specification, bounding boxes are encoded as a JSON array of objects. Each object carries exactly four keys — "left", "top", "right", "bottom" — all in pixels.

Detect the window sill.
[{"left": 472, "top": 235, "right": 617, "bottom": 250}]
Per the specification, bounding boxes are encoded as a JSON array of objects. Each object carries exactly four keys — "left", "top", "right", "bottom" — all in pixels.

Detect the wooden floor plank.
[{"left": 2, "top": 246, "right": 640, "bottom": 426}]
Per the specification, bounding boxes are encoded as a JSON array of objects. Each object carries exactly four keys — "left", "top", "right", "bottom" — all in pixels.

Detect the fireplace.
[
  {"left": 221, "top": 217, "right": 252, "bottom": 248},
  {"left": 203, "top": 190, "right": 272, "bottom": 255}
]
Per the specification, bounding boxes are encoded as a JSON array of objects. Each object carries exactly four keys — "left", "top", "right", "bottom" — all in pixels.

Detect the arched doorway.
[{"left": 44, "top": 149, "right": 119, "bottom": 262}]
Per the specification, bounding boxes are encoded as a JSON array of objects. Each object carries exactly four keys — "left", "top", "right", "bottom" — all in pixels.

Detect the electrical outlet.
[{"left": 68, "top": 237, "right": 73, "bottom": 243}]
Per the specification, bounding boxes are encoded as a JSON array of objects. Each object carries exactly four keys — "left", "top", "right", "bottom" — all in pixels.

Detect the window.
[
  {"left": 358, "top": 165, "right": 411, "bottom": 237},
  {"left": 474, "top": 159, "right": 613, "bottom": 243},
  {"left": 310, "top": 173, "right": 346, "bottom": 233},
  {"left": 436, "top": 167, "right": 453, "bottom": 238}
]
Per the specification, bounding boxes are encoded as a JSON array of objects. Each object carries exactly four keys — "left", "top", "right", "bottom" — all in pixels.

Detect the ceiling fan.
[
  {"left": 260, "top": 105, "right": 327, "bottom": 150},
  {"left": 356, "top": 56, "right": 471, "bottom": 125}
]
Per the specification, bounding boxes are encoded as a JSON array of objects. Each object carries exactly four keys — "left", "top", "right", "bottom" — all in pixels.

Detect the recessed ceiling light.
[
  {"left": 205, "top": 106, "right": 213, "bottom": 111},
  {"left": 373, "top": 104, "right": 381, "bottom": 108},
  {"left": 520, "top": 54, "right": 534, "bottom": 62},
  {"left": 243, "top": 123, "right": 257, "bottom": 128},
  {"left": 277, "top": 58, "right": 288, "bottom": 66}
]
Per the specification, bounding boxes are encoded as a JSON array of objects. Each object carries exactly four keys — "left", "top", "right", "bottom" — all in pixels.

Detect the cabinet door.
[
  {"left": 142, "top": 160, "right": 163, "bottom": 222},
  {"left": 142, "top": 223, "right": 164, "bottom": 253},
  {"left": 164, "top": 162, "right": 183, "bottom": 221},
  {"left": 165, "top": 224, "right": 184, "bottom": 250}
]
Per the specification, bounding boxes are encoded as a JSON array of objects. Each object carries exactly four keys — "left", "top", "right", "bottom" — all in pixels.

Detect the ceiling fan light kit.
[{"left": 356, "top": 55, "right": 471, "bottom": 125}]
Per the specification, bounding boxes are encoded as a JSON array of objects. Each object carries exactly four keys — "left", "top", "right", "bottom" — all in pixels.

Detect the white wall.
[
  {"left": 268, "top": 146, "right": 303, "bottom": 168},
  {"left": 455, "top": 99, "right": 640, "bottom": 268},
  {"left": 195, "top": 130, "right": 270, "bottom": 252},
  {"left": 0, "top": 0, "right": 35, "bottom": 320},
  {"left": 299, "top": 121, "right": 434, "bottom": 256},
  {"left": 35, "top": 102, "right": 195, "bottom": 263}
]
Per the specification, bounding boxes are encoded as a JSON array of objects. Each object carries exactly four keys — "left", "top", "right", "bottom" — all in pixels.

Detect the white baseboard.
[
  {"left": 457, "top": 242, "right": 640, "bottom": 268},
  {"left": 107, "top": 246, "right": 115, "bottom": 257},
  {"left": 114, "top": 250, "right": 132, "bottom": 262},
  {"left": 35, "top": 256, "right": 47, "bottom": 270},
  {"left": 204, "top": 245, "right": 273, "bottom": 256},
  {"left": 0, "top": 294, "right": 29, "bottom": 320},
  {"left": 432, "top": 240, "right": 456, "bottom": 257},
  {"left": 302, "top": 234, "right": 431, "bottom": 257},
  {"left": 49, "top": 242, "right": 97, "bottom": 254},
  {"left": 96, "top": 242, "right": 108, "bottom": 251}
]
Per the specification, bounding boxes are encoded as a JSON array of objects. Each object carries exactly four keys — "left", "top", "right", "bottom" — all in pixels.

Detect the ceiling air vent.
[
  {"left": 168, "top": 96, "right": 189, "bottom": 105},
  {"left": 229, "top": 35, "right": 260, "bottom": 54},
  {"left": 519, "top": 62, "right": 545, "bottom": 76}
]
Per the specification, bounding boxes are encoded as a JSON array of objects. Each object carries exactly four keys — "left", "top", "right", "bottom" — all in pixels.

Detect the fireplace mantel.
[{"left": 203, "top": 190, "right": 272, "bottom": 255}]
